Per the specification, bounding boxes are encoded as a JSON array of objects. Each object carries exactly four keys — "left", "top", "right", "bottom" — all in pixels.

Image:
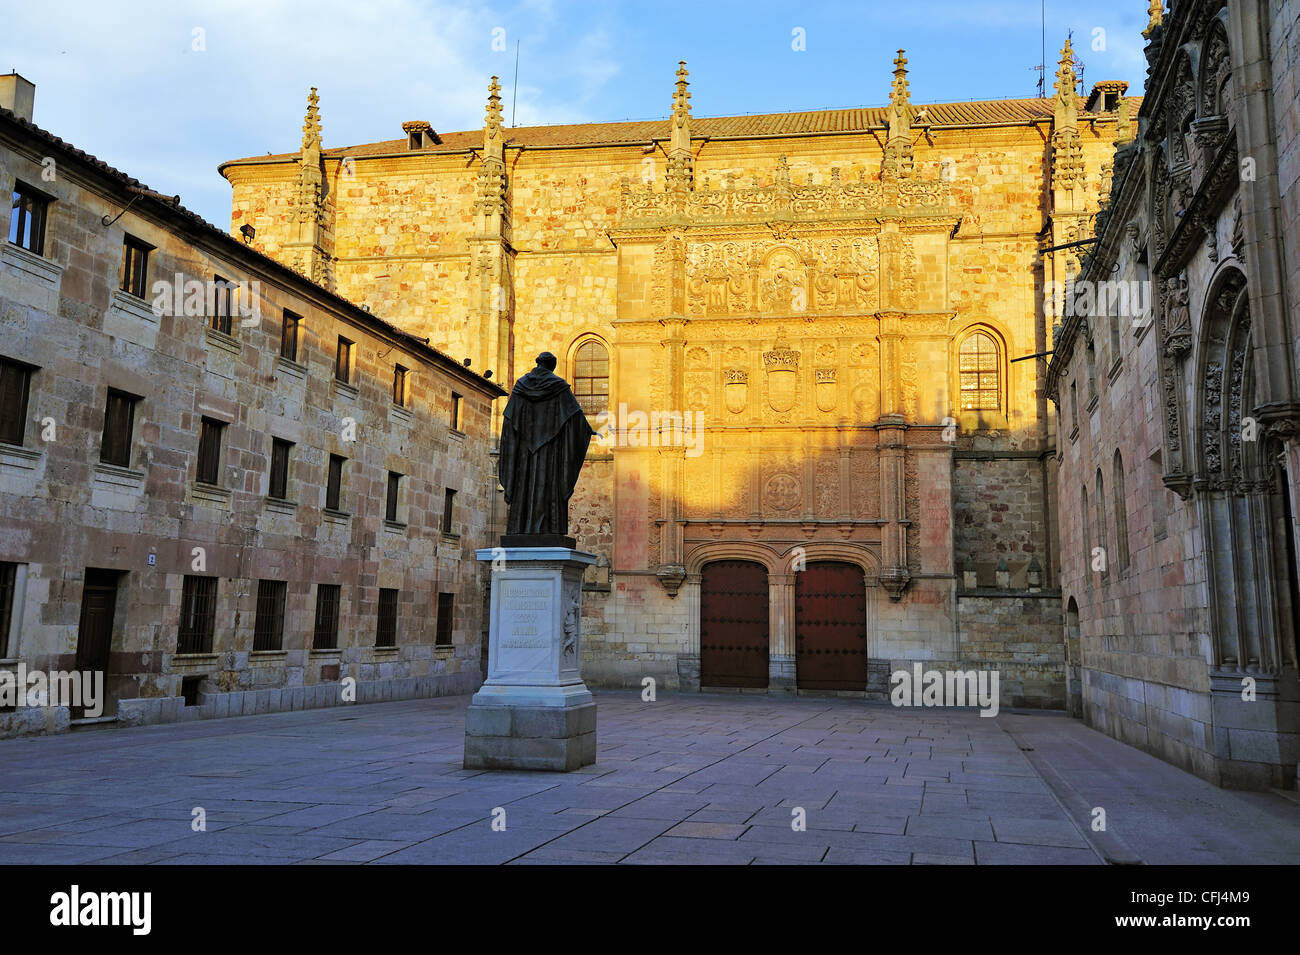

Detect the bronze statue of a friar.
[{"left": 498, "top": 352, "right": 595, "bottom": 547}]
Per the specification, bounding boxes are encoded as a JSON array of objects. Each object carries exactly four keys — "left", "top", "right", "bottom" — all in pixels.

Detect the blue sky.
[{"left": 2, "top": 0, "right": 1153, "bottom": 227}]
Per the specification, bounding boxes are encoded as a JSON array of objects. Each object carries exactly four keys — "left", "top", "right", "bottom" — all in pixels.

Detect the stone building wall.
[
  {"left": 1047, "top": 0, "right": 1300, "bottom": 788},
  {"left": 0, "top": 106, "right": 503, "bottom": 737}
]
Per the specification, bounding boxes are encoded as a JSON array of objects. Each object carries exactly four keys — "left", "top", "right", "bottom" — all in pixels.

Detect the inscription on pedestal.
[{"left": 496, "top": 579, "right": 554, "bottom": 674}]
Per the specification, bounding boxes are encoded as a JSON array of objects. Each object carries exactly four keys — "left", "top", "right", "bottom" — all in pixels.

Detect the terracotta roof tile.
[{"left": 221, "top": 95, "right": 1142, "bottom": 169}]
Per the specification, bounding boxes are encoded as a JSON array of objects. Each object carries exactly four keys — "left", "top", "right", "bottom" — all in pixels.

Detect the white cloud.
[{"left": 0, "top": 0, "right": 619, "bottom": 224}]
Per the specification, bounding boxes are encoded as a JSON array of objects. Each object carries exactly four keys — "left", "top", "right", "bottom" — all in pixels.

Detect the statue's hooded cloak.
[{"left": 499, "top": 363, "right": 595, "bottom": 537}]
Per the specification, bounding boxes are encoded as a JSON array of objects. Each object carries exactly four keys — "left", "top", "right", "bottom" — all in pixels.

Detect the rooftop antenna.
[
  {"left": 1031, "top": 0, "right": 1046, "bottom": 97},
  {"left": 1069, "top": 29, "right": 1086, "bottom": 96},
  {"left": 511, "top": 39, "right": 520, "bottom": 127}
]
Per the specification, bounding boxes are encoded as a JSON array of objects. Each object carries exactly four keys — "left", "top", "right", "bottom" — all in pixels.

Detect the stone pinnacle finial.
[
  {"left": 882, "top": 49, "right": 915, "bottom": 181},
  {"left": 1143, "top": 0, "right": 1164, "bottom": 38},
  {"left": 667, "top": 59, "right": 693, "bottom": 194},
  {"left": 890, "top": 49, "right": 911, "bottom": 110},
  {"left": 485, "top": 76, "right": 503, "bottom": 134},
  {"left": 1054, "top": 38, "right": 1079, "bottom": 126},
  {"left": 301, "top": 87, "right": 321, "bottom": 153},
  {"left": 673, "top": 60, "right": 690, "bottom": 117}
]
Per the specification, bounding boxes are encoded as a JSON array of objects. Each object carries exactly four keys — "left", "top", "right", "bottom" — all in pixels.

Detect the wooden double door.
[{"left": 698, "top": 558, "right": 868, "bottom": 692}]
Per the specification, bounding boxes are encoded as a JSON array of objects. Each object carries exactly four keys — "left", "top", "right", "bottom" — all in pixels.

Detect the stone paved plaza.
[{"left": 2, "top": 691, "right": 1299, "bottom": 865}]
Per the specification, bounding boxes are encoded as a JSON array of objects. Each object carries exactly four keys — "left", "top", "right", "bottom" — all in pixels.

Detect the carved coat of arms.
[
  {"left": 764, "top": 332, "right": 800, "bottom": 413},
  {"left": 724, "top": 368, "right": 748, "bottom": 414}
]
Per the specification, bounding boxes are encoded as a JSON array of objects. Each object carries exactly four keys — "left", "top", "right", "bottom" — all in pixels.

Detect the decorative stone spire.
[
  {"left": 292, "top": 87, "right": 330, "bottom": 286},
  {"left": 1051, "top": 39, "right": 1084, "bottom": 190},
  {"left": 667, "top": 60, "right": 693, "bottom": 193},
  {"left": 881, "top": 50, "right": 914, "bottom": 181},
  {"left": 484, "top": 75, "right": 504, "bottom": 159},
  {"left": 476, "top": 76, "right": 507, "bottom": 217},
  {"left": 301, "top": 87, "right": 322, "bottom": 156},
  {"left": 1142, "top": 0, "right": 1164, "bottom": 39},
  {"left": 1054, "top": 38, "right": 1079, "bottom": 128}
]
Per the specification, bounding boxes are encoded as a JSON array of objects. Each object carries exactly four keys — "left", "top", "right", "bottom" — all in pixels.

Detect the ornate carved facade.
[
  {"left": 222, "top": 45, "right": 1133, "bottom": 708},
  {"left": 1047, "top": 0, "right": 1300, "bottom": 788}
]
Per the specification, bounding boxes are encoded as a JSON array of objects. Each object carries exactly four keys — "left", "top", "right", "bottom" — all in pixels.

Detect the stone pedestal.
[{"left": 464, "top": 547, "right": 597, "bottom": 771}]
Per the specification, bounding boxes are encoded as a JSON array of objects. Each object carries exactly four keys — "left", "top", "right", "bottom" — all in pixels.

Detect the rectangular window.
[
  {"left": 451, "top": 392, "right": 462, "bottom": 431},
  {"left": 0, "top": 561, "right": 16, "bottom": 658},
  {"left": 178, "top": 575, "right": 217, "bottom": 654},
  {"left": 8, "top": 184, "right": 49, "bottom": 256},
  {"left": 100, "top": 389, "right": 137, "bottom": 468},
  {"left": 269, "top": 438, "right": 292, "bottom": 500},
  {"left": 313, "top": 584, "right": 341, "bottom": 650},
  {"left": 120, "top": 236, "right": 150, "bottom": 298},
  {"left": 326, "top": 454, "right": 345, "bottom": 511},
  {"left": 253, "top": 579, "right": 287, "bottom": 652},
  {"left": 196, "top": 417, "right": 226, "bottom": 485},
  {"left": 386, "top": 471, "right": 402, "bottom": 523},
  {"left": 0, "top": 357, "right": 33, "bottom": 446},
  {"left": 280, "top": 310, "right": 300, "bottom": 362},
  {"left": 335, "top": 337, "right": 353, "bottom": 383},
  {"left": 393, "top": 364, "right": 408, "bottom": 407},
  {"left": 210, "top": 275, "right": 233, "bottom": 335},
  {"left": 436, "top": 592, "right": 454, "bottom": 646},
  {"left": 442, "top": 488, "right": 456, "bottom": 535},
  {"left": 377, "top": 588, "right": 398, "bottom": 648}
]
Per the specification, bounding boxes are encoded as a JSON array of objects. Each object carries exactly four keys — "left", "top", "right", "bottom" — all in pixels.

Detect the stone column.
[
  {"left": 768, "top": 572, "right": 797, "bottom": 694},
  {"left": 677, "top": 572, "right": 702, "bottom": 691},
  {"left": 877, "top": 418, "right": 911, "bottom": 599}
]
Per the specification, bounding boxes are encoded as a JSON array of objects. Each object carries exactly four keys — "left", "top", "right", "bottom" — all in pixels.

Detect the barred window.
[
  {"left": 313, "top": 584, "right": 341, "bottom": 650},
  {"left": 572, "top": 340, "right": 609, "bottom": 415},
  {"left": 958, "top": 332, "right": 1000, "bottom": 412},
  {"left": 178, "top": 575, "right": 217, "bottom": 654},
  {"left": 377, "top": 588, "right": 398, "bottom": 648},
  {"left": 253, "top": 580, "right": 287, "bottom": 652}
]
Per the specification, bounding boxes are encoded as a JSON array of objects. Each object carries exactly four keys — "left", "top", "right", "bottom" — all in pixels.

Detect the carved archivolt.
[{"left": 1197, "top": 269, "right": 1255, "bottom": 491}]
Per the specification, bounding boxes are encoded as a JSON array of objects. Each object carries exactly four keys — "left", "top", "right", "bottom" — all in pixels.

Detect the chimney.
[{"left": 0, "top": 72, "right": 35, "bottom": 122}]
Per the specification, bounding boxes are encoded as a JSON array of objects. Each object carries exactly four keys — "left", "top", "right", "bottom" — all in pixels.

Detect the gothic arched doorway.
[
  {"left": 795, "top": 561, "right": 867, "bottom": 691},
  {"left": 699, "top": 560, "right": 769, "bottom": 688}
]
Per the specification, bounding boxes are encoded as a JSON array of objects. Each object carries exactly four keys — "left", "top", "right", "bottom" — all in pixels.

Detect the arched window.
[
  {"left": 572, "top": 339, "right": 609, "bottom": 415},
  {"left": 958, "top": 332, "right": 1000, "bottom": 411},
  {"left": 1112, "top": 451, "right": 1130, "bottom": 573},
  {"left": 1081, "top": 485, "right": 1091, "bottom": 589},
  {"left": 1095, "top": 468, "right": 1109, "bottom": 579}
]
